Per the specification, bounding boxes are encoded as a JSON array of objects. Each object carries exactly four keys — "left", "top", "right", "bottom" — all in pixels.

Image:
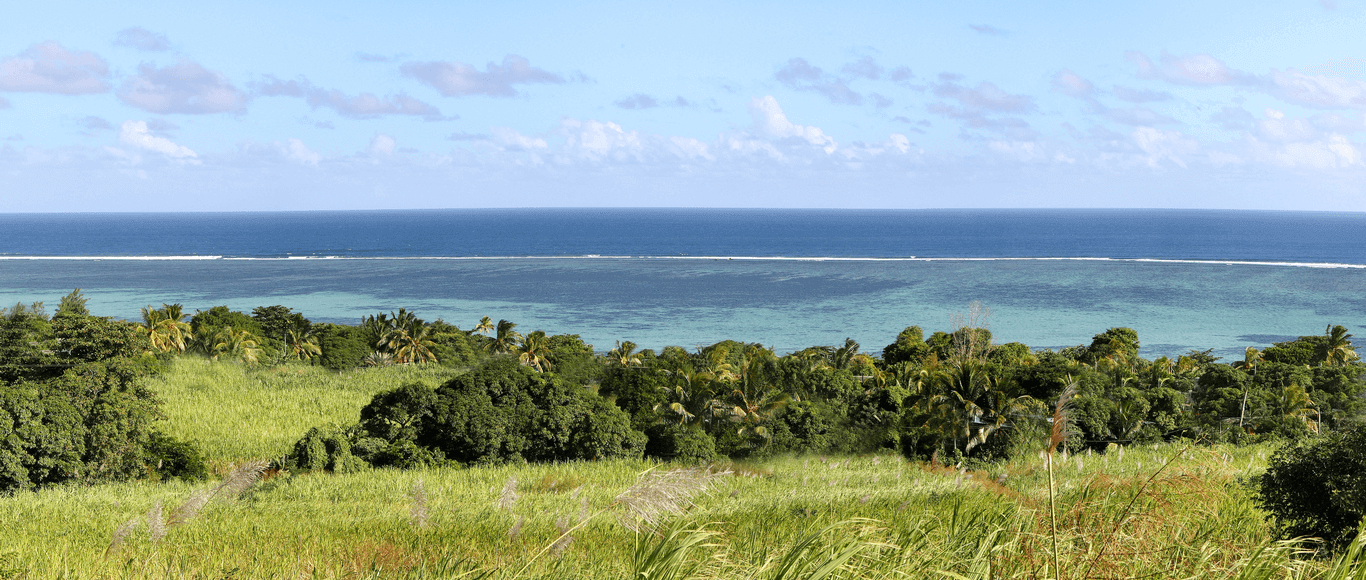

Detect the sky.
[{"left": 2, "top": 0, "right": 1366, "bottom": 211}]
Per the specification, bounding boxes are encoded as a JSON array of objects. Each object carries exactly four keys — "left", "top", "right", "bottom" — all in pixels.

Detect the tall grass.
[
  {"left": 2, "top": 358, "right": 1361, "bottom": 578},
  {"left": 149, "top": 357, "right": 465, "bottom": 465}
]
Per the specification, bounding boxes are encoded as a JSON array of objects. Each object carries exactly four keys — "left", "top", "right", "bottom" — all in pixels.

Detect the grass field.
[{"left": 1, "top": 359, "right": 1363, "bottom": 579}]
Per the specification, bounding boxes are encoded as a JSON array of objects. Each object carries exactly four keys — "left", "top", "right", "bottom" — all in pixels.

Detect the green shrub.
[
  {"left": 286, "top": 426, "right": 368, "bottom": 474},
  {"left": 145, "top": 431, "right": 208, "bottom": 481},
  {"left": 644, "top": 423, "right": 716, "bottom": 463},
  {"left": 1258, "top": 427, "right": 1366, "bottom": 552}
]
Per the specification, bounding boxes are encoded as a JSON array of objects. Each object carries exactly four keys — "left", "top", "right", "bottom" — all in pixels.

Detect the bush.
[
  {"left": 146, "top": 432, "right": 208, "bottom": 481},
  {"left": 287, "top": 426, "right": 369, "bottom": 474},
  {"left": 644, "top": 423, "right": 716, "bottom": 463},
  {"left": 291, "top": 357, "right": 649, "bottom": 470},
  {"left": 1258, "top": 427, "right": 1366, "bottom": 552}
]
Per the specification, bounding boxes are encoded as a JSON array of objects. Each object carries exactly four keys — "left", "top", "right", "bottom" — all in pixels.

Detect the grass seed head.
[{"left": 497, "top": 476, "right": 520, "bottom": 512}]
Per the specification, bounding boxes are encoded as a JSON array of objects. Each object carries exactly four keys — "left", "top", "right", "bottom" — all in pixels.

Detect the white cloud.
[
  {"left": 490, "top": 126, "right": 547, "bottom": 151},
  {"left": 369, "top": 134, "right": 396, "bottom": 155},
  {"left": 257, "top": 76, "right": 448, "bottom": 120},
  {"left": 1254, "top": 134, "right": 1362, "bottom": 168},
  {"left": 401, "top": 55, "right": 564, "bottom": 98},
  {"left": 1052, "top": 69, "right": 1093, "bottom": 98},
  {"left": 0, "top": 42, "right": 110, "bottom": 94},
  {"left": 1127, "top": 51, "right": 1259, "bottom": 86},
  {"left": 118, "top": 59, "right": 248, "bottom": 114},
  {"left": 1132, "top": 127, "right": 1196, "bottom": 167},
  {"left": 748, "top": 95, "right": 836, "bottom": 153},
  {"left": 890, "top": 134, "right": 910, "bottom": 153},
  {"left": 1268, "top": 70, "right": 1366, "bottom": 109},
  {"left": 281, "top": 138, "right": 320, "bottom": 165},
  {"left": 119, "top": 120, "right": 197, "bottom": 160}
]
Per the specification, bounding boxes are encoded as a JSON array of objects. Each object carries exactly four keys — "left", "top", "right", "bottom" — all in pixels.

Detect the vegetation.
[{"left": 1, "top": 291, "right": 1365, "bottom": 577}]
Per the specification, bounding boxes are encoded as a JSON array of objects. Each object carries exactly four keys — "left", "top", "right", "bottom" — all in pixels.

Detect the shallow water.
[{"left": 3, "top": 256, "right": 1362, "bottom": 358}]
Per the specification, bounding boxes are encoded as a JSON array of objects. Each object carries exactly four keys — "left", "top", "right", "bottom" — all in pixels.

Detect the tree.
[
  {"left": 473, "top": 316, "right": 494, "bottom": 336},
  {"left": 286, "top": 325, "right": 322, "bottom": 361},
  {"left": 377, "top": 312, "right": 438, "bottom": 365},
  {"left": 55, "top": 289, "right": 89, "bottom": 318},
  {"left": 516, "top": 330, "right": 552, "bottom": 372},
  {"left": 1322, "top": 325, "right": 1359, "bottom": 367},
  {"left": 211, "top": 327, "right": 262, "bottom": 364},
  {"left": 882, "top": 326, "right": 930, "bottom": 366},
  {"left": 607, "top": 340, "right": 643, "bottom": 368},
  {"left": 486, "top": 319, "right": 522, "bottom": 355},
  {"left": 137, "top": 304, "right": 192, "bottom": 353}
]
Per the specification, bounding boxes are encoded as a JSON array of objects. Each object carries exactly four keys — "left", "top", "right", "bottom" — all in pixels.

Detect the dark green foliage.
[
  {"left": 882, "top": 326, "right": 929, "bottom": 366},
  {"left": 1084, "top": 327, "right": 1140, "bottom": 364},
  {"left": 192, "top": 306, "right": 271, "bottom": 357},
  {"left": 988, "top": 342, "right": 1033, "bottom": 366},
  {"left": 644, "top": 423, "right": 716, "bottom": 462},
  {"left": 55, "top": 289, "right": 90, "bottom": 318},
  {"left": 287, "top": 426, "right": 369, "bottom": 473},
  {"left": 1258, "top": 427, "right": 1366, "bottom": 552},
  {"left": 146, "top": 431, "right": 209, "bottom": 481},
  {"left": 427, "top": 320, "right": 476, "bottom": 366},
  {"left": 1262, "top": 335, "right": 1329, "bottom": 366},
  {"left": 303, "top": 357, "right": 648, "bottom": 469},
  {"left": 251, "top": 305, "right": 303, "bottom": 346},
  {"left": 599, "top": 365, "right": 670, "bottom": 430},
  {"left": 315, "top": 323, "right": 368, "bottom": 369}
]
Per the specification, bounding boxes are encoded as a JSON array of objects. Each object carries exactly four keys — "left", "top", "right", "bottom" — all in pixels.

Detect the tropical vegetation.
[{"left": 1, "top": 291, "right": 1365, "bottom": 578}]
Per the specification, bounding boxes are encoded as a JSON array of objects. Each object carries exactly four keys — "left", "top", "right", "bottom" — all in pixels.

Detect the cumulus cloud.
[
  {"left": 748, "top": 95, "right": 836, "bottom": 153},
  {"left": 889, "top": 66, "right": 914, "bottom": 83},
  {"left": 257, "top": 75, "right": 449, "bottom": 120},
  {"left": 1252, "top": 133, "right": 1362, "bottom": 169},
  {"left": 113, "top": 27, "right": 170, "bottom": 51},
  {"left": 119, "top": 120, "right": 197, "bottom": 159},
  {"left": 369, "top": 134, "right": 396, "bottom": 155},
  {"left": 490, "top": 126, "right": 548, "bottom": 151},
  {"left": 932, "top": 78, "right": 1035, "bottom": 115},
  {"left": 1052, "top": 69, "right": 1093, "bottom": 98},
  {"left": 1267, "top": 69, "right": 1366, "bottom": 109},
  {"left": 1132, "top": 126, "right": 1197, "bottom": 167},
  {"left": 117, "top": 59, "right": 248, "bottom": 114},
  {"left": 280, "top": 138, "right": 321, "bottom": 165},
  {"left": 401, "top": 55, "right": 564, "bottom": 97},
  {"left": 0, "top": 42, "right": 110, "bottom": 94},
  {"left": 1127, "top": 51, "right": 1259, "bottom": 86},
  {"left": 774, "top": 57, "right": 863, "bottom": 105}
]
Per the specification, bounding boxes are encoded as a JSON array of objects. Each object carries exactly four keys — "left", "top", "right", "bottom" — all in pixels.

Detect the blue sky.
[{"left": 2, "top": 0, "right": 1365, "bottom": 211}]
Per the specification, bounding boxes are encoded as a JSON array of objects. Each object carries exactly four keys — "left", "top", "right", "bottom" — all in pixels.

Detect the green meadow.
[{"left": 1, "top": 359, "right": 1363, "bottom": 579}]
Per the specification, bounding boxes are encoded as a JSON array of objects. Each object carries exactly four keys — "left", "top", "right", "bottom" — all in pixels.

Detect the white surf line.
[
  {"left": 4, "top": 255, "right": 1366, "bottom": 268},
  {"left": 0, "top": 255, "right": 224, "bottom": 260}
]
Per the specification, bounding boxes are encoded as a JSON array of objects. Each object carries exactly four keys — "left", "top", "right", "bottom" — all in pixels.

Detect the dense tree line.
[
  {"left": 0, "top": 291, "right": 204, "bottom": 494},
  {"left": 4, "top": 292, "right": 1364, "bottom": 492}
]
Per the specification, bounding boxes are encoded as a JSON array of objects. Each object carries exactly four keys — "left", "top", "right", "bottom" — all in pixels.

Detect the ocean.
[{"left": 2, "top": 209, "right": 1363, "bottom": 358}]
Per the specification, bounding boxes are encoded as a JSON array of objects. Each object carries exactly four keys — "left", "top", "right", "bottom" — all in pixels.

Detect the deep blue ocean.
[{"left": 2, "top": 209, "right": 1363, "bottom": 358}]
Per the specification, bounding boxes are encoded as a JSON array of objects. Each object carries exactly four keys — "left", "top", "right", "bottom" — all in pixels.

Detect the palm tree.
[
  {"left": 486, "top": 319, "right": 522, "bottom": 354},
  {"left": 655, "top": 366, "right": 722, "bottom": 426},
  {"left": 921, "top": 357, "right": 1029, "bottom": 454},
  {"left": 286, "top": 327, "right": 321, "bottom": 361},
  {"left": 137, "top": 303, "right": 192, "bottom": 353},
  {"left": 211, "top": 328, "right": 261, "bottom": 364},
  {"left": 607, "top": 340, "right": 643, "bottom": 368},
  {"left": 473, "top": 316, "right": 495, "bottom": 336},
  {"left": 1323, "top": 325, "right": 1358, "bottom": 367},
  {"left": 516, "top": 330, "right": 552, "bottom": 372},
  {"left": 831, "top": 338, "right": 860, "bottom": 370},
  {"left": 377, "top": 312, "right": 438, "bottom": 364},
  {"left": 1232, "top": 347, "right": 1262, "bottom": 375}
]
